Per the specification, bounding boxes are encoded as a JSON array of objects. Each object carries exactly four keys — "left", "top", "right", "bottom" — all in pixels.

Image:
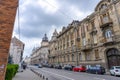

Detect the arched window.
[
  {"left": 102, "top": 4, "right": 107, "bottom": 9},
  {"left": 105, "top": 30, "right": 112, "bottom": 38},
  {"left": 99, "top": 4, "right": 107, "bottom": 11}
]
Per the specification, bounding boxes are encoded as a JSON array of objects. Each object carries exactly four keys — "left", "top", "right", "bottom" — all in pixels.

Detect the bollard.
[
  {"left": 40, "top": 74, "right": 42, "bottom": 77},
  {"left": 46, "top": 78, "right": 48, "bottom": 80},
  {"left": 43, "top": 76, "right": 44, "bottom": 79}
]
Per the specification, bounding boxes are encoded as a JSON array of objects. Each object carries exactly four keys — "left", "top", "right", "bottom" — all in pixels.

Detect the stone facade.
[
  {"left": 0, "top": 0, "right": 18, "bottom": 79},
  {"left": 49, "top": 0, "right": 120, "bottom": 70},
  {"left": 31, "top": 34, "right": 49, "bottom": 65},
  {"left": 9, "top": 37, "right": 25, "bottom": 64}
]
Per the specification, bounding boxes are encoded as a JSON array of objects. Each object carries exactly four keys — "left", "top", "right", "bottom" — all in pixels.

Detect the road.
[{"left": 31, "top": 67, "right": 120, "bottom": 80}]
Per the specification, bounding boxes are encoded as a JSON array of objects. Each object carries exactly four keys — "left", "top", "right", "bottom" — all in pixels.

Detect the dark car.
[
  {"left": 86, "top": 66, "right": 105, "bottom": 74},
  {"left": 48, "top": 64, "right": 54, "bottom": 68},
  {"left": 42, "top": 64, "right": 49, "bottom": 67},
  {"left": 54, "top": 64, "right": 62, "bottom": 69},
  {"left": 63, "top": 65, "right": 75, "bottom": 71}
]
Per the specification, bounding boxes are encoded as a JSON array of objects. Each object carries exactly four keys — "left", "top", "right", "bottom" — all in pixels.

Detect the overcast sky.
[{"left": 13, "top": 0, "right": 101, "bottom": 58}]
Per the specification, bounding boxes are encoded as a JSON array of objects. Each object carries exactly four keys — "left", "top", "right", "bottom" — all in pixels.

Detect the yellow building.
[{"left": 49, "top": 0, "right": 120, "bottom": 70}]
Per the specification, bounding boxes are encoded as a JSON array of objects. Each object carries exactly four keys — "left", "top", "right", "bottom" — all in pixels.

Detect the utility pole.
[{"left": 0, "top": 0, "right": 18, "bottom": 80}]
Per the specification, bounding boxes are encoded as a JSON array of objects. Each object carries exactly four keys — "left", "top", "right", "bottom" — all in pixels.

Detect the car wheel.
[
  {"left": 110, "top": 72, "right": 113, "bottom": 76},
  {"left": 114, "top": 72, "right": 116, "bottom": 76}
]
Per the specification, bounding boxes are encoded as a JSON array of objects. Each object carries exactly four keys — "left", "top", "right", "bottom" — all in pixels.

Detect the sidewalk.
[{"left": 13, "top": 69, "right": 42, "bottom": 80}]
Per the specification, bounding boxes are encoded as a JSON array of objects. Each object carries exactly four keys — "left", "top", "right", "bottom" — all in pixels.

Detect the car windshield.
[{"left": 115, "top": 66, "right": 120, "bottom": 69}]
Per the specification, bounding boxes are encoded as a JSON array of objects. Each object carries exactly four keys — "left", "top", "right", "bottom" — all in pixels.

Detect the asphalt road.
[{"left": 31, "top": 67, "right": 120, "bottom": 80}]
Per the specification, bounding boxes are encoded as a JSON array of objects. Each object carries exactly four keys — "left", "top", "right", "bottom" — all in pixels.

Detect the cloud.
[{"left": 13, "top": 0, "right": 101, "bottom": 57}]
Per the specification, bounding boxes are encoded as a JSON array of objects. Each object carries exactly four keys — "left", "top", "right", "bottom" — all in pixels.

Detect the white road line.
[
  {"left": 40, "top": 69, "right": 75, "bottom": 80},
  {"left": 94, "top": 77, "right": 106, "bottom": 80}
]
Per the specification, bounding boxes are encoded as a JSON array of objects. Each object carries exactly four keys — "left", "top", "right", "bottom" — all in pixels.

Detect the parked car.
[
  {"left": 34, "top": 64, "right": 39, "bottom": 66},
  {"left": 42, "top": 64, "right": 49, "bottom": 67},
  {"left": 73, "top": 65, "right": 86, "bottom": 72},
  {"left": 63, "top": 65, "right": 75, "bottom": 71},
  {"left": 86, "top": 66, "right": 105, "bottom": 74},
  {"left": 38, "top": 64, "right": 42, "bottom": 68},
  {"left": 54, "top": 64, "right": 62, "bottom": 69},
  {"left": 48, "top": 64, "right": 54, "bottom": 68},
  {"left": 110, "top": 66, "right": 120, "bottom": 76}
]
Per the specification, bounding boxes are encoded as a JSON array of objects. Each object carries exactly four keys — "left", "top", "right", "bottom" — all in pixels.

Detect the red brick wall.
[{"left": 0, "top": 0, "right": 18, "bottom": 79}]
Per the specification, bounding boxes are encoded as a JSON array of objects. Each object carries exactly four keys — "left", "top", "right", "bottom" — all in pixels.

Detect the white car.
[{"left": 110, "top": 66, "right": 120, "bottom": 76}]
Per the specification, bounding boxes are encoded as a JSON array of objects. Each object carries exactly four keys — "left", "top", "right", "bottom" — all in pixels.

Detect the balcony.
[
  {"left": 90, "top": 28, "right": 97, "bottom": 35},
  {"left": 81, "top": 44, "right": 92, "bottom": 51},
  {"left": 100, "top": 21, "right": 113, "bottom": 29},
  {"left": 100, "top": 35, "right": 120, "bottom": 45}
]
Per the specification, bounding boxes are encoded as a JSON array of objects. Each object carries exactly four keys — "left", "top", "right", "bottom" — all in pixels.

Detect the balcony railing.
[
  {"left": 100, "top": 20, "right": 113, "bottom": 28},
  {"left": 99, "top": 35, "right": 120, "bottom": 45},
  {"left": 81, "top": 44, "right": 92, "bottom": 51}
]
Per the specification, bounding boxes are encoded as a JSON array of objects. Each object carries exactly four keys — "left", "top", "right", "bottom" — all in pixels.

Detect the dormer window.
[
  {"left": 99, "top": 4, "right": 107, "bottom": 11},
  {"left": 102, "top": 4, "right": 107, "bottom": 9}
]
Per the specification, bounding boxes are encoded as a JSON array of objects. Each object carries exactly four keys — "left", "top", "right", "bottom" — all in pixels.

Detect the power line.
[{"left": 44, "top": 0, "right": 74, "bottom": 20}]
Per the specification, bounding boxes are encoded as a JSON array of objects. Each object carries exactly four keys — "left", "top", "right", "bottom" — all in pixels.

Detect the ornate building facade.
[
  {"left": 31, "top": 34, "right": 49, "bottom": 65},
  {"left": 49, "top": 0, "right": 120, "bottom": 70}
]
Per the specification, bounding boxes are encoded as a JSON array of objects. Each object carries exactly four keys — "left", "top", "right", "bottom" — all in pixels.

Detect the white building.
[
  {"left": 9, "top": 37, "right": 25, "bottom": 64},
  {"left": 24, "top": 56, "right": 31, "bottom": 65}
]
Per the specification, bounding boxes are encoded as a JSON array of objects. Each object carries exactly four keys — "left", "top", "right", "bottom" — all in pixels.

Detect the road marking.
[
  {"left": 94, "top": 77, "right": 106, "bottom": 80},
  {"left": 40, "top": 69, "right": 75, "bottom": 80}
]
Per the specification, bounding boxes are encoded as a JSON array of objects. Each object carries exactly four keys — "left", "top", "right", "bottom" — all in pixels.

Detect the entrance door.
[{"left": 107, "top": 48, "right": 120, "bottom": 69}]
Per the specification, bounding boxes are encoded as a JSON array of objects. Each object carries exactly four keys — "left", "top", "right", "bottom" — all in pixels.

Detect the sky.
[{"left": 13, "top": 0, "right": 101, "bottom": 58}]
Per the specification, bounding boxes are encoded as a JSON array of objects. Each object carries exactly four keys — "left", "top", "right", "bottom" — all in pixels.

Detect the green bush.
[{"left": 5, "top": 64, "right": 19, "bottom": 80}]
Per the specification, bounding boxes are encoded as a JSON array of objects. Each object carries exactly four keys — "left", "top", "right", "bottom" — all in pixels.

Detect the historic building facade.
[
  {"left": 48, "top": 29, "right": 58, "bottom": 64},
  {"left": 49, "top": 0, "right": 120, "bottom": 70},
  {"left": 31, "top": 34, "right": 49, "bottom": 65},
  {"left": 9, "top": 37, "right": 25, "bottom": 64}
]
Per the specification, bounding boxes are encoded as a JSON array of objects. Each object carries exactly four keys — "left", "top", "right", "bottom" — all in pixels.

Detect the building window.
[
  {"left": 85, "top": 52, "right": 91, "bottom": 61},
  {"left": 64, "top": 56, "right": 65, "bottom": 62},
  {"left": 72, "top": 54, "right": 74, "bottom": 61},
  {"left": 99, "top": 4, "right": 107, "bottom": 11},
  {"left": 68, "top": 55, "right": 69, "bottom": 62},
  {"left": 95, "top": 50, "right": 99, "bottom": 59},
  {"left": 82, "top": 38, "right": 86, "bottom": 46},
  {"left": 93, "top": 35, "right": 97, "bottom": 44},
  {"left": 79, "top": 53, "right": 82, "bottom": 61},
  {"left": 101, "top": 4, "right": 107, "bottom": 9},
  {"left": 105, "top": 30, "right": 112, "bottom": 38}
]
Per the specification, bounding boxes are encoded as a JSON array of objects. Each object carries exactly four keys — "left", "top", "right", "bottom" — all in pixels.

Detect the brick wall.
[{"left": 0, "top": 0, "right": 18, "bottom": 79}]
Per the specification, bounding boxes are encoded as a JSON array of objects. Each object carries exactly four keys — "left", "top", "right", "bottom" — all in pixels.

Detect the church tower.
[
  {"left": 41, "top": 34, "right": 49, "bottom": 47},
  {"left": 50, "top": 29, "right": 58, "bottom": 41}
]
